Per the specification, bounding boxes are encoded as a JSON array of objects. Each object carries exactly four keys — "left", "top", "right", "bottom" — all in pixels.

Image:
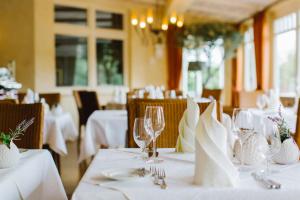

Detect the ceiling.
[{"left": 127, "top": 0, "right": 281, "bottom": 23}]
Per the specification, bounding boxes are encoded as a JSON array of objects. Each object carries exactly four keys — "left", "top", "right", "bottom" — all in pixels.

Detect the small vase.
[
  {"left": 0, "top": 142, "right": 21, "bottom": 168},
  {"left": 273, "top": 138, "right": 299, "bottom": 164}
]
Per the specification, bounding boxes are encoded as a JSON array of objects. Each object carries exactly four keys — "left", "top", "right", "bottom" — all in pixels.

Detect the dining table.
[
  {"left": 79, "top": 110, "right": 128, "bottom": 162},
  {"left": 73, "top": 148, "right": 300, "bottom": 200},
  {"left": 0, "top": 150, "right": 67, "bottom": 200},
  {"left": 44, "top": 112, "right": 78, "bottom": 156}
]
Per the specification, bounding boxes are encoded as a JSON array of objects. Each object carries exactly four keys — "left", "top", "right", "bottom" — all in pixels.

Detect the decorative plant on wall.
[{"left": 177, "top": 23, "right": 243, "bottom": 88}]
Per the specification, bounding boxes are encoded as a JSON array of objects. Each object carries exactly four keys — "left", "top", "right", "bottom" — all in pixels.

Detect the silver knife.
[{"left": 251, "top": 172, "right": 277, "bottom": 189}]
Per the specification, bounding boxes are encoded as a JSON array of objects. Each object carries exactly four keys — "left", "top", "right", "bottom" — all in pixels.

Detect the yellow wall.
[{"left": 0, "top": 0, "right": 35, "bottom": 90}]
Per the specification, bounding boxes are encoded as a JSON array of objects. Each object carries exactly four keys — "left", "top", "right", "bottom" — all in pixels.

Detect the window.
[
  {"left": 96, "top": 39, "right": 123, "bottom": 85},
  {"left": 96, "top": 10, "right": 123, "bottom": 29},
  {"left": 54, "top": 4, "right": 126, "bottom": 87},
  {"left": 243, "top": 27, "right": 257, "bottom": 91},
  {"left": 55, "top": 35, "right": 88, "bottom": 86},
  {"left": 55, "top": 5, "right": 87, "bottom": 26},
  {"left": 182, "top": 41, "right": 224, "bottom": 97},
  {"left": 273, "top": 13, "right": 298, "bottom": 96}
]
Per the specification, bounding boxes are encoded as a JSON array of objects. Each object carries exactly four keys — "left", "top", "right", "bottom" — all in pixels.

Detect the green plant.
[
  {"left": 268, "top": 106, "right": 291, "bottom": 143},
  {"left": 0, "top": 118, "right": 34, "bottom": 148},
  {"left": 177, "top": 23, "right": 243, "bottom": 88}
]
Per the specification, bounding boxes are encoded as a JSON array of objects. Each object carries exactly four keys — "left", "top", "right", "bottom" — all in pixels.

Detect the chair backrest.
[
  {"left": 0, "top": 103, "right": 44, "bottom": 149},
  {"left": 280, "top": 97, "right": 295, "bottom": 107},
  {"left": 39, "top": 93, "right": 61, "bottom": 108},
  {"left": 294, "top": 100, "right": 300, "bottom": 147},
  {"left": 75, "top": 90, "right": 100, "bottom": 125},
  {"left": 202, "top": 89, "right": 222, "bottom": 101},
  {"left": 235, "top": 90, "right": 264, "bottom": 108},
  {"left": 0, "top": 99, "right": 18, "bottom": 104},
  {"left": 17, "top": 93, "right": 26, "bottom": 103},
  {"left": 127, "top": 99, "right": 222, "bottom": 148}
]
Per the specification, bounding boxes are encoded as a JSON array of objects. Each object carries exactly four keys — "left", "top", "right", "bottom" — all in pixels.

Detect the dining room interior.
[{"left": 0, "top": 0, "right": 300, "bottom": 199}]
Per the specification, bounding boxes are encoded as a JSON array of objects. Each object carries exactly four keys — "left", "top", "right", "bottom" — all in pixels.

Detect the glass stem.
[
  {"left": 153, "top": 134, "right": 157, "bottom": 161},
  {"left": 266, "top": 157, "right": 270, "bottom": 174}
]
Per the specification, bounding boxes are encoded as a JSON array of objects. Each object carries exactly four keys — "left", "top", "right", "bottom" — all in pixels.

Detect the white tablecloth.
[
  {"left": 0, "top": 150, "right": 67, "bottom": 200},
  {"left": 250, "top": 108, "right": 297, "bottom": 134},
  {"left": 44, "top": 113, "right": 78, "bottom": 156},
  {"left": 73, "top": 148, "right": 300, "bottom": 200},
  {"left": 79, "top": 110, "right": 128, "bottom": 162}
]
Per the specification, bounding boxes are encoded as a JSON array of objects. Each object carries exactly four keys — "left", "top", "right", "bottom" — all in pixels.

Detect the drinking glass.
[
  {"left": 264, "top": 125, "right": 281, "bottom": 175},
  {"left": 232, "top": 108, "right": 254, "bottom": 170},
  {"left": 144, "top": 106, "right": 165, "bottom": 163},
  {"left": 133, "top": 118, "right": 152, "bottom": 159}
]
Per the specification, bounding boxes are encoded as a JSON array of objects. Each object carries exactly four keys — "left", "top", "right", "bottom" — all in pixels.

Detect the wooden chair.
[
  {"left": 202, "top": 89, "right": 222, "bottom": 101},
  {"left": 0, "top": 103, "right": 44, "bottom": 149},
  {"left": 39, "top": 93, "right": 61, "bottom": 108},
  {"left": 280, "top": 97, "right": 296, "bottom": 107},
  {"left": 127, "top": 99, "right": 222, "bottom": 148},
  {"left": 0, "top": 99, "right": 18, "bottom": 104},
  {"left": 17, "top": 93, "right": 26, "bottom": 103},
  {"left": 294, "top": 100, "right": 300, "bottom": 147},
  {"left": 234, "top": 90, "right": 264, "bottom": 108}
]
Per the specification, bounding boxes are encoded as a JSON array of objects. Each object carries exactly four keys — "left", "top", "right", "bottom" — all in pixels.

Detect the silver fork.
[
  {"left": 158, "top": 168, "right": 167, "bottom": 189},
  {"left": 150, "top": 166, "right": 159, "bottom": 185}
]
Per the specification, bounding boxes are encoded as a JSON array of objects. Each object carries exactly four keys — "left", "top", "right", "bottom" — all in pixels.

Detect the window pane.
[
  {"left": 55, "top": 35, "right": 88, "bottom": 86},
  {"left": 96, "top": 39, "right": 123, "bottom": 85},
  {"left": 274, "top": 30, "right": 296, "bottom": 94},
  {"left": 274, "top": 13, "right": 296, "bottom": 34},
  {"left": 96, "top": 11, "right": 123, "bottom": 29},
  {"left": 55, "top": 5, "right": 87, "bottom": 25}
]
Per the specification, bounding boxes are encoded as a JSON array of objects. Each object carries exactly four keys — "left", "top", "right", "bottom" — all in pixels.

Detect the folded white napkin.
[
  {"left": 40, "top": 98, "right": 50, "bottom": 114},
  {"left": 51, "top": 104, "right": 63, "bottom": 116},
  {"left": 176, "top": 97, "right": 199, "bottom": 153},
  {"left": 194, "top": 101, "right": 238, "bottom": 187},
  {"left": 222, "top": 113, "right": 234, "bottom": 158},
  {"left": 22, "top": 89, "right": 36, "bottom": 104}
]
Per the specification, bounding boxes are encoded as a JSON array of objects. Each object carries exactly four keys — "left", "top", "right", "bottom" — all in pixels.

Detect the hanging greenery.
[
  {"left": 177, "top": 22, "right": 243, "bottom": 88},
  {"left": 177, "top": 22, "right": 243, "bottom": 59}
]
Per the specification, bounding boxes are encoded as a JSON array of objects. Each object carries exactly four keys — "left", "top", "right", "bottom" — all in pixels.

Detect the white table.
[
  {"left": 79, "top": 110, "right": 128, "bottom": 162},
  {"left": 73, "top": 148, "right": 300, "bottom": 200},
  {"left": 0, "top": 150, "right": 67, "bottom": 200},
  {"left": 44, "top": 112, "right": 78, "bottom": 156}
]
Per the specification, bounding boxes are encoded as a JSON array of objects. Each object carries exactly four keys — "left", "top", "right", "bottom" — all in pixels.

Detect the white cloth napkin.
[
  {"left": 176, "top": 97, "right": 199, "bottom": 153},
  {"left": 40, "top": 98, "right": 50, "bottom": 115},
  {"left": 194, "top": 101, "right": 238, "bottom": 187},
  {"left": 22, "top": 89, "right": 36, "bottom": 104},
  {"left": 51, "top": 104, "right": 63, "bottom": 116}
]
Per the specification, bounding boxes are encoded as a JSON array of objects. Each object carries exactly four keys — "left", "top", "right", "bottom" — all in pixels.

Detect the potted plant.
[
  {"left": 0, "top": 118, "right": 34, "bottom": 168},
  {"left": 268, "top": 107, "right": 299, "bottom": 164}
]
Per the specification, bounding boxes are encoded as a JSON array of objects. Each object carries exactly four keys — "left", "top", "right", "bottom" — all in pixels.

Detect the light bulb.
[
  {"left": 170, "top": 16, "right": 177, "bottom": 24},
  {"left": 147, "top": 16, "right": 154, "bottom": 24},
  {"left": 131, "top": 18, "right": 138, "bottom": 26},
  {"left": 139, "top": 21, "right": 146, "bottom": 29},
  {"left": 177, "top": 20, "right": 183, "bottom": 27},
  {"left": 161, "top": 23, "right": 168, "bottom": 31}
]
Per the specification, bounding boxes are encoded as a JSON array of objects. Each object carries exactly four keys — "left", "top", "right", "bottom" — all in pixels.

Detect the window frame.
[
  {"left": 53, "top": 2, "right": 129, "bottom": 90},
  {"left": 272, "top": 11, "right": 300, "bottom": 97}
]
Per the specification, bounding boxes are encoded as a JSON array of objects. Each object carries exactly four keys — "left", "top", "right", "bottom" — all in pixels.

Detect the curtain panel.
[{"left": 166, "top": 25, "right": 182, "bottom": 90}]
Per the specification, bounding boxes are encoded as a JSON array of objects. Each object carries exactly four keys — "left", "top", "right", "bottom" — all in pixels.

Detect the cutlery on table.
[
  {"left": 158, "top": 168, "right": 167, "bottom": 189},
  {"left": 251, "top": 172, "right": 281, "bottom": 189}
]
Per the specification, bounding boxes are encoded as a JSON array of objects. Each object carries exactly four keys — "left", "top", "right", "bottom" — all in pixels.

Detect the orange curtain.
[
  {"left": 166, "top": 25, "right": 182, "bottom": 90},
  {"left": 231, "top": 47, "right": 243, "bottom": 107},
  {"left": 253, "top": 11, "right": 270, "bottom": 90}
]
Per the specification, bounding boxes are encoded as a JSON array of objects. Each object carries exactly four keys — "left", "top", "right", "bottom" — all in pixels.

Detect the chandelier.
[{"left": 130, "top": 0, "right": 184, "bottom": 45}]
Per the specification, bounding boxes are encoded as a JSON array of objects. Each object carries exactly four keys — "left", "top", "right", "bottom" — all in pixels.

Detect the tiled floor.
[{"left": 61, "top": 141, "right": 80, "bottom": 197}]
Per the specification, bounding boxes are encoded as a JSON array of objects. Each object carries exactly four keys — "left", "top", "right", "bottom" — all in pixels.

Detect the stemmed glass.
[
  {"left": 133, "top": 118, "right": 152, "bottom": 159},
  {"left": 232, "top": 108, "right": 254, "bottom": 170},
  {"left": 264, "top": 125, "right": 281, "bottom": 175},
  {"left": 144, "top": 106, "right": 165, "bottom": 163}
]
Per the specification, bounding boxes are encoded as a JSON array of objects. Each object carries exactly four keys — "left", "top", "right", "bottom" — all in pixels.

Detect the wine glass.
[
  {"left": 144, "top": 106, "right": 165, "bottom": 163},
  {"left": 133, "top": 118, "right": 152, "bottom": 159},
  {"left": 264, "top": 125, "right": 281, "bottom": 175},
  {"left": 232, "top": 108, "right": 254, "bottom": 170}
]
